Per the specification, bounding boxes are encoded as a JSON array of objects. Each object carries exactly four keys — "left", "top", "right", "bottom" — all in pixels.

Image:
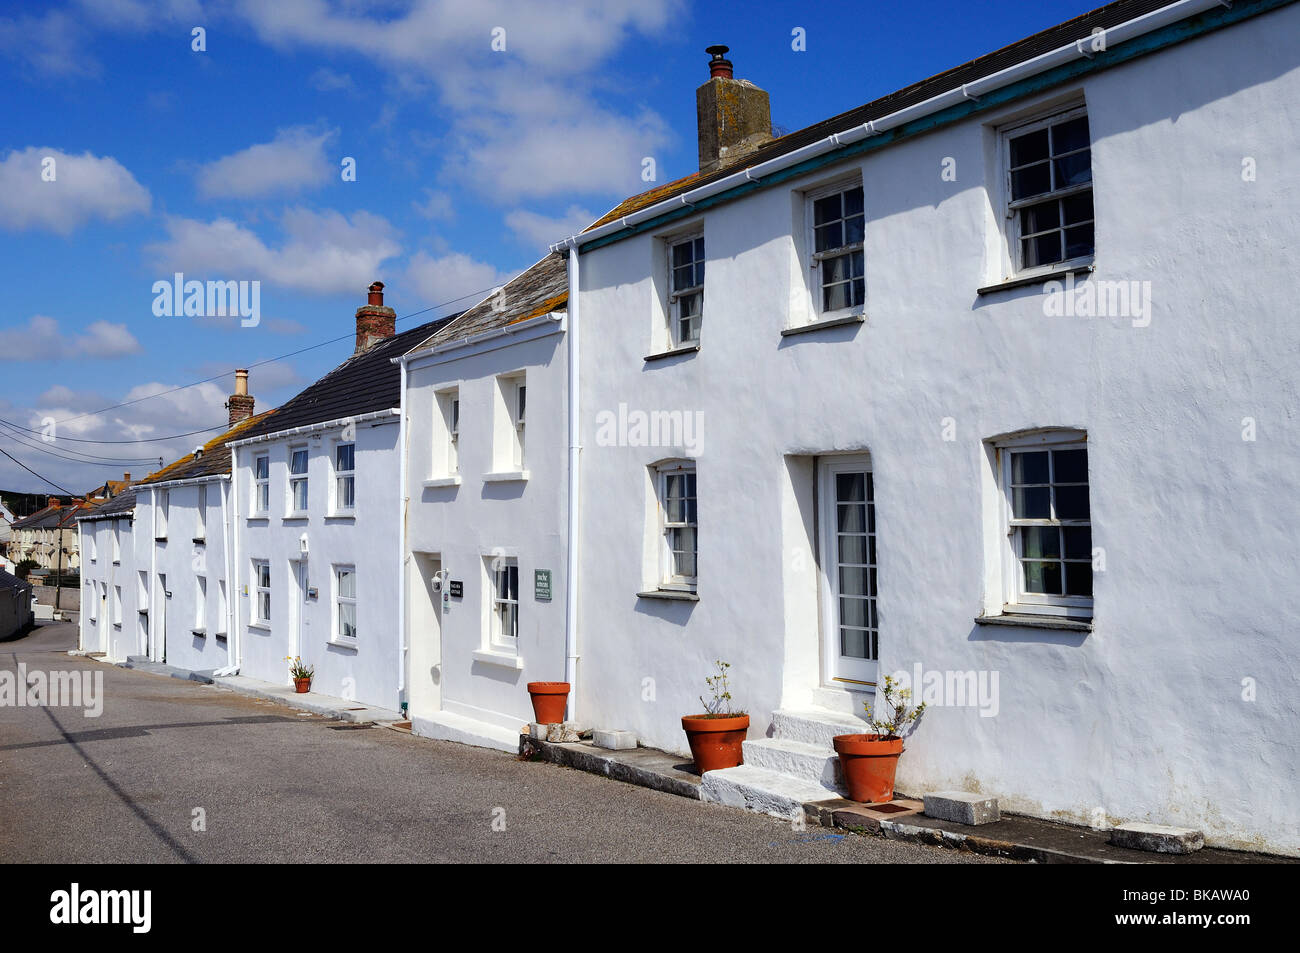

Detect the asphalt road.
[{"left": 1, "top": 622, "right": 1006, "bottom": 864}]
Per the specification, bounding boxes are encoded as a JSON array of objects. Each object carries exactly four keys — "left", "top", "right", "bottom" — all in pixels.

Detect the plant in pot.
[
  {"left": 526, "top": 681, "right": 570, "bottom": 724},
  {"left": 287, "top": 656, "right": 314, "bottom": 694},
  {"left": 681, "top": 660, "right": 749, "bottom": 773},
  {"left": 833, "top": 674, "right": 926, "bottom": 803}
]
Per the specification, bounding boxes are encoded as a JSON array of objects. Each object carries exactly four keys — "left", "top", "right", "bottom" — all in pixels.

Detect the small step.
[
  {"left": 701, "top": 764, "right": 839, "bottom": 819},
  {"left": 743, "top": 736, "right": 843, "bottom": 790},
  {"left": 411, "top": 710, "right": 519, "bottom": 753},
  {"left": 771, "top": 708, "right": 866, "bottom": 749}
]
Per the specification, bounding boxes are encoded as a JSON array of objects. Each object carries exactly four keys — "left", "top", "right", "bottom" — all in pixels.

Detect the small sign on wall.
[
  {"left": 534, "top": 569, "right": 552, "bottom": 602},
  {"left": 449, "top": 580, "right": 464, "bottom": 598}
]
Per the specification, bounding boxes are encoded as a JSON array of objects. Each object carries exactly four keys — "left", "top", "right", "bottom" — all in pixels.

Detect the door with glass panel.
[{"left": 820, "top": 456, "right": 878, "bottom": 687}]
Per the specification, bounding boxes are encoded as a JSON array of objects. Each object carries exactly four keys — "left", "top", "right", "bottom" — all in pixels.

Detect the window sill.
[
  {"left": 637, "top": 588, "right": 699, "bottom": 602},
  {"left": 977, "top": 261, "right": 1094, "bottom": 296},
  {"left": 112, "top": 560, "right": 120, "bottom": 566},
  {"left": 191, "top": 628, "right": 206, "bottom": 637},
  {"left": 472, "top": 649, "right": 524, "bottom": 670},
  {"left": 154, "top": 536, "right": 167, "bottom": 543},
  {"left": 644, "top": 343, "right": 700, "bottom": 363},
  {"left": 324, "top": 513, "right": 356, "bottom": 522},
  {"left": 483, "top": 470, "right": 530, "bottom": 484},
  {"left": 423, "top": 475, "right": 463, "bottom": 489},
  {"left": 215, "top": 632, "right": 227, "bottom": 642},
  {"left": 248, "top": 621, "right": 271, "bottom": 632},
  {"left": 247, "top": 515, "right": 270, "bottom": 523},
  {"left": 327, "top": 638, "right": 358, "bottom": 651},
  {"left": 974, "top": 612, "right": 1092, "bottom": 632},
  {"left": 282, "top": 513, "right": 309, "bottom": 522},
  {"left": 113, "top": 623, "right": 121, "bottom": 630},
  {"left": 781, "top": 312, "right": 866, "bottom": 337}
]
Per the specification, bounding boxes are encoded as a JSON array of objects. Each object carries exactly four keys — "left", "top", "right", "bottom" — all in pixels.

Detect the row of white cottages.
[{"left": 79, "top": 0, "right": 1300, "bottom": 854}]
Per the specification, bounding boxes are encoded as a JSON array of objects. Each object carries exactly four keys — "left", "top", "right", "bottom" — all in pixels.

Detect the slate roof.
[
  {"left": 410, "top": 253, "right": 569, "bottom": 353},
  {"left": 0, "top": 568, "right": 29, "bottom": 591},
  {"left": 10, "top": 503, "right": 84, "bottom": 531},
  {"left": 589, "top": 0, "right": 1194, "bottom": 230},
  {"left": 76, "top": 487, "right": 138, "bottom": 522},
  {"left": 136, "top": 409, "right": 276, "bottom": 485},
  {"left": 235, "top": 315, "right": 459, "bottom": 441}
]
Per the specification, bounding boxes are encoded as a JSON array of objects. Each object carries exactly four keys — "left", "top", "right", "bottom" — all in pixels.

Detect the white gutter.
[
  {"left": 137, "top": 473, "right": 229, "bottom": 491},
  {"left": 227, "top": 409, "right": 399, "bottom": 448},
  {"left": 563, "top": 242, "right": 581, "bottom": 721},
  {"left": 549, "top": 0, "right": 1225, "bottom": 254},
  {"left": 398, "top": 311, "right": 565, "bottom": 365},
  {"left": 396, "top": 357, "right": 409, "bottom": 711},
  {"left": 148, "top": 487, "right": 159, "bottom": 663}
]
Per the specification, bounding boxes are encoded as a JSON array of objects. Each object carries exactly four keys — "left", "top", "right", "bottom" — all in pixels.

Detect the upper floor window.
[
  {"left": 334, "top": 442, "right": 355, "bottom": 513},
  {"left": 996, "top": 431, "right": 1092, "bottom": 618},
  {"left": 658, "top": 461, "right": 697, "bottom": 590},
  {"left": 433, "top": 388, "right": 461, "bottom": 477},
  {"left": 809, "top": 183, "right": 864, "bottom": 314},
  {"left": 253, "top": 454, "right": 270, "bottom": 514},
  {"left": 494, "top": 374, "right": 527, "bottom": 472},
  {"left": 288, "top": 446, "right": 309, "bottom": 514},
  {"left": 111, "top": 523, "right": 120, "bottom": 563},
  {"left": 196, "top": 484, "right": 207, "bottom": 539},
  {"left": 668, "top": 234, "right": 704, "bottom": 346},
  {"left": 1004, "top": 107, "right": 1093, "bottom": 273},
  {"left": 89, "top": 533, "right": 97, "bottom": 562},
  {"left": 155, "top": 490, "right": 169, "bottom": 539}
]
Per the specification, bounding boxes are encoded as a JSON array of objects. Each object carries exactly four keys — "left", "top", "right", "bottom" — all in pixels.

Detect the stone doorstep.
[
  {"left": 806, "top": 801, "right": 1295, "bottom": 865},
  {"left": 521, "top": 733, "right": 702, "bottom": 800}
]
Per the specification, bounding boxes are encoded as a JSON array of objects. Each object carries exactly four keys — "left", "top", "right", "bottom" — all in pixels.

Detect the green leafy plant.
[
  {"left": 14, "top": 559, "right": 37, "bottom": 580},
  {"left": 699, "top": 659, "right": 744, "bottom": 717},
  {"left": 286, "top": 656, "right": 314, "bottom": 680},
  {"left": 864, "top": 674, "right": 926, "bottom": 741}
]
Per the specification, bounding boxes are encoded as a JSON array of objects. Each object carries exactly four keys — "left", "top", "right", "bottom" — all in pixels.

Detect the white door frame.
[
  {"left": 818, "top": 454, "right": 878, "bottom": 688},
  {"left": 289, "top": 558, "right": 306, "bottom": 680},
  {"left": 407, "top": 552, "right": 442, "bottom": 720}
]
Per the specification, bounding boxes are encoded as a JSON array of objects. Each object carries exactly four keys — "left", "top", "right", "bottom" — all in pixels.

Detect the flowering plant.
[
  {"left": 699, "top": 659, "right": 744, "bottom": 717},
  {"left": 286, "top": 656, "right": 314, "bottom": 680},
  {"left": 864, "top": 674, "right": 926, "bottom": 741}
]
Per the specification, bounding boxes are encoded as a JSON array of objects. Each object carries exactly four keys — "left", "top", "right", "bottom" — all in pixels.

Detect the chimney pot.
[
  {"left": 47, "top": 497, "right": 58, "bottom": 509},
  {"left": 123, "top": 472, "right": 131, "bottom": 481},
  {"left": 234, "top": 368, "right": 249, "bottom": 396},
  {"left": 706, "top": 44, "right": 733, "bottom": 79},
  {"left": 368, "top": 281, "right": 385, "bottom": 306}
]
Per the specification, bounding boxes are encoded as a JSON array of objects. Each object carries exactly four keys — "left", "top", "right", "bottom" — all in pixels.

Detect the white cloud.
[
  {"left": 413, "top": 188, "right": 455, "bottom": 221},
  {"left": 145, "top": 207, "right": 402, "bottom": 295},
  {"left": 0, "top": 147, "right": 151, "bottom": 235},
  {"left": 0, "top": 10, "right": 96, "bottom": 78},
  {"left": 0, "top": 315, "right": 142, "bottom": 361},
  {"left": 309, "top": 67, "right": 354, "bottom": 92},
  {"left": 196, "top": 126, "right": 337, "bottom": 199},
  {"left": 232, "top": 0, "right": 681, "bottom": 201},
  {"left": 406, "top": 251, "right": 514, "bottom": 312},
  {"left": 506, "top": 204, "right": 596, "bottom": 252}
]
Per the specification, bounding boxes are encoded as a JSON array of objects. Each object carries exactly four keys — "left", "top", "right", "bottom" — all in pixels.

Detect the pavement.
[{"left": 0, "top": 622, "right": 1007, "bottom": 864}]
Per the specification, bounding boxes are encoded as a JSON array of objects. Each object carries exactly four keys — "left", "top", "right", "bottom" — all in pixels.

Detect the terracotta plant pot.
[
  {"left": 527, "top": 681, "right": 570, "bottom": 724},
  {"left": 294, "top": 677, "right": 311, "bottom": 694},
  {"left": 833, "top": 733, "right": 904, "bottom": 803},
  {"left": 681, "top": 713, "right": 750, "bottom": 773}
]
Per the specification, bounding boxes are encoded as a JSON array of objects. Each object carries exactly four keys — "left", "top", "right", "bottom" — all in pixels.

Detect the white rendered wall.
[
  {"left": 234, "top": 418, "right": 401, "bottom": 708},
  {"left": 574, "top": 9, "right": 1300, "bottom": 854},
  {"left": 403, "top": 324, "right": 569, "bottom": 733}
]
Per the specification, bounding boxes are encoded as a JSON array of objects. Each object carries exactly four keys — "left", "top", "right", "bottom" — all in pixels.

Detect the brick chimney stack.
[
  {"left": 355, "top": 281, "right": 396, "bottom": 355},
  {"left": 47, "top": 496, "right": 59, "bottom": 510},
  {"left": 226, "top": 368, "right": 255, "bottom": 426},
  {"left": 697, "top": 45, "right": 772, "bottom": 174}
]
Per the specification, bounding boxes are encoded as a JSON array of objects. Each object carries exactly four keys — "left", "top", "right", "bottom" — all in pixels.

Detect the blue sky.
[{"left": 0, "top": 0, "right": 1102, "bottom": 493}]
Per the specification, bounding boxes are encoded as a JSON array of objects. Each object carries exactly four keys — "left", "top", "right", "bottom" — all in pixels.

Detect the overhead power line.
[
  {"left": 0, "top": 424, "right": 158, "bottom": 466},
  {"left": 0, "top": 446, "right": 76, "bottom": 495},
  {"left": 0, "top": 417, "right": 227, "bottom": 446},
  {"left": 45, "top": 283, "right": 495, "bottom": 427}
]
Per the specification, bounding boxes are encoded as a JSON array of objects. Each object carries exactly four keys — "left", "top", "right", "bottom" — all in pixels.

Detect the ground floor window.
[{"left": 820, "top": 456, "right": 878, "bottom": 687}]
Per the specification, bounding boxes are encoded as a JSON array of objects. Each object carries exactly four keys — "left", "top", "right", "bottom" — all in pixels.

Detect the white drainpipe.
[
  {"left": 214, "top": 464, "right": 239, "bottom": 677},
  {"left": 397, "top": 358, "right": 409, "bottom": 713},
  {"left": 550, "top": 0, "right": 1230, "bottom": 255},
  {"left": 564, "top": 242, "right": 581, "bottom": 721}
]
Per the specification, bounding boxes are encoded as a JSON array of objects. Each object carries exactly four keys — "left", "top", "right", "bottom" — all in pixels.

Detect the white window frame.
[
  {"left": 217, "top": 580, "right": 228, "bottom": 638},
  {"left": 196, "top": 484, "right": 207, "bottom": 540},
  {"left": 667, "top": 232, "right": 704, "bottom": 347},
  {"left": 332, "top": 564, "right": 357, "bottom": 645},
  {"left": 995, "top": 430, "right": 1093, "bottom": 618},
  {"left": 434, "top": 387, "right": 460, "bottom": 477},
  {"left": 805, "top": 178, "right": 865, "bottom": 318},
  {"left": 999, "top": 104, "right": 1094, "bottom": 278},
  {"left": 252, "top": 559, "right": 271, "bottom": 627},
  {"left": 511, "top": 377, "right": 526, "bottom": 469},
  {"left": 253, "top": 454, "right": 270, "bottom": 515},
  {"left": 89, "top": 533, "right": 97, "bottom": 562},
  {"left": 656, "top": 460, "right": 697, "bottom": 591},
  {"left": 487, "top": 556, "right": 519, "bottom": 651},
  {"left": 287, "top": 445, "right": 309, "bottom": 515},
  {"left": 195, "top": 576, "right": 206, "bottom": 630},
  {"left": 112, "top": 585, "right": 122, "bottom": 627},
  {"left": 332, "top": 440, "right": 356, "bottom": 515},
  {"left": 155, "top": 489, "right": 169, "bottom": 539},
  {"left": 111, "top": 522, "right": 120, "bottom": 563}
]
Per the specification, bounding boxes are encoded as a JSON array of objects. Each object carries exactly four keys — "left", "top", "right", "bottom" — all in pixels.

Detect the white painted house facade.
[
  {"left": 227, "top": 286, "right": 454, "bottom": 710},
  {"left": 398, "top": 254, "right": 571, "bottom": 749},
  {"left": 550, "top": 0, "right": 1300, "bottom": 853}
]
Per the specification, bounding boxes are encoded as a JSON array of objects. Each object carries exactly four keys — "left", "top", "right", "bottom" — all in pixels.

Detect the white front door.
[
  {"left": 820, "top": 456, "right": 879, "bottom": 688},
  {"left": 289, "top": 559, "right": 305, "bottom": 674}
]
